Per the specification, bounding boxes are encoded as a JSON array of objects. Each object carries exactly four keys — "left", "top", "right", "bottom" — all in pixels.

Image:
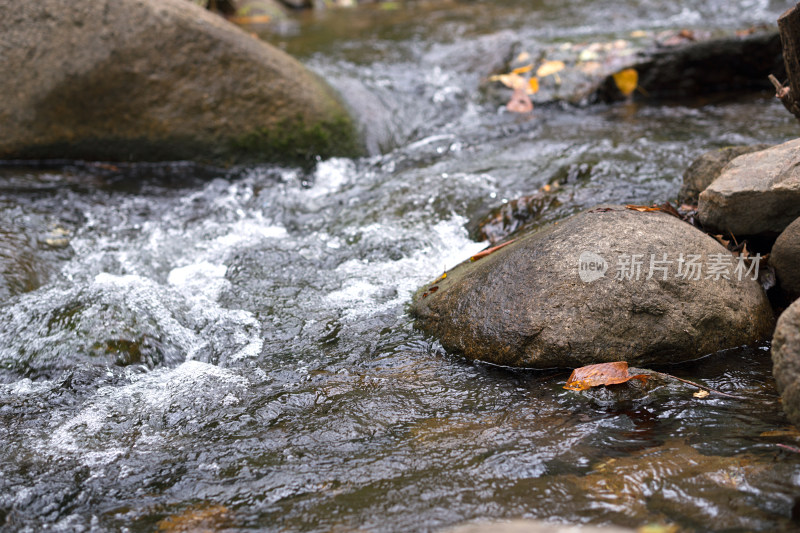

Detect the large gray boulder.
[
  {"left": 678, "top": 145, "right": 771, "bottom": 205},
  {"left": 772, "top": 299, "right": 800, "bottom": 427},
  {"left": 698, "top": 139, "right": 800, "bottom": 236},
  {"left": 0, "top": 0, "right": 361, "bottom": 165},
  {"left": 410, "top": 206, "right": 773, "bottom": 368},
  {"left": 771, "top": 216, "right": 800, "bottom": 300}
]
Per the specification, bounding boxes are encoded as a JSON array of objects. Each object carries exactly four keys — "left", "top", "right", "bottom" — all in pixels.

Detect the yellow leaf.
[
  {"left": 488, "top": 73, "right": 526, "bottom": 90},
  {"left": 527, "top": 77, "right": 539, "bottom": 95},
  {"left": 511, "top": 64, "right": 534, "bottom": 75},
  {"left": 693, "top": 390, "right": 710, "bottom": 399},
  {"left": 515, "top": 52, "right": 531, "bottom": 63},
  {"left": 537, "top": 60, "right": 565, "bottom": 78},
  {"left": 630, "top": 30, "right": 648, "bottom": 38},
  {"left": 613, "top": 68, "right": 638, "bottom": 97}
]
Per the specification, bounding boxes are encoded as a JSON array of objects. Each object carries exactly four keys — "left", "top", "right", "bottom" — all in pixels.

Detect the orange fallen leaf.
[
  {"left": 564, "top": 361, "right": 649, "bottom": 391},
  {"left": 511, "top": 64, "right": 534, "bottom": 75},
  {"left": 528, "top": 77, "right": 540, "bottom": 94},
  {"left": 625, "top": 204, "right": 662, "bottom": 212},
  {"left": 613, "top": 68, "right": 638, "bottom": 97},
  {"left": 470, "top": 239, "right": 516, "bottom": 261},
  {"left": 712, "top": 234, "right": 731, "bottom": 248},
  {"left": 657, "top": 201, "right": 682, "bottom": 219}
]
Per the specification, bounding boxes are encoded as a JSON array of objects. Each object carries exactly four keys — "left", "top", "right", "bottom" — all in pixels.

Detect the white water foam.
[{"left": 325, "top": 216, "right": 486, "bottom": 320}]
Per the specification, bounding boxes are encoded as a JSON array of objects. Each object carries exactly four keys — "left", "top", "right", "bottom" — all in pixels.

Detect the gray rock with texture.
[
  {"left": 698, "top": 139, "right": 800, "bottom": 236},
  {"left": 678, "top": 145, "right": 770, "bottom": 205},
  {"left": 411, "top": 206, "right": 773, "bottom": 368},
  {"left": 772, "top": 299, "right": 800, "bottom": 427},
  {"left": 0, "top": 0, "right": 360, "bottom": 165},
  {"left": 771, "top": 216, "right": 800, "bottom": 300}
]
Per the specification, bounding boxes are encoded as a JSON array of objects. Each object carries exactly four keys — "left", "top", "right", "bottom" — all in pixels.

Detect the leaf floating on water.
[
  {"left": 564, "top": 361, "right": 649, "bottom": 391},
  {"left": 470, "top": 239, "right": 516, "bottom": 261},
  {"left": 613, "top": 68, "right": 639, "bottom": 97},
  {"left": 693, "top": 390, "right": 710, "bottom": 399},
  {"left": 506, "top": 87, "right": 533, "bottom": 113},
  {"left": 536, "top": 60, "right": 565, "bottom": 78}
]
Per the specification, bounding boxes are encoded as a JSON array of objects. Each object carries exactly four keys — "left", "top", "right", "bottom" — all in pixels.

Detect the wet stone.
[
  {"left": 770, "top": 216, "right": 800, "bottom": 300},
  {"left": 411, "top": 206, "right": 774, "bottom": 368}
]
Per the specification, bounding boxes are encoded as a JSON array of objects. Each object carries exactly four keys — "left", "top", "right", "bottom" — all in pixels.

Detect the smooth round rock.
[
  {"left": 772, "top": 299, "right": 800, "bottom": 426},
  {"left": 771, "top": 216, "right": 800, "bottom": 300},
  {"left": 0, "top": 0, "right": 360, "bottom": 165},
  {"left": 411, "top": 206, "right": 774, "bottom": 368}
]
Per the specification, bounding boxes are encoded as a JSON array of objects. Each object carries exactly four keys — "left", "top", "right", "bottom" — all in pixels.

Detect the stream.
[{"left": 2, "top": 0, "right": 800, "bottom": 531}]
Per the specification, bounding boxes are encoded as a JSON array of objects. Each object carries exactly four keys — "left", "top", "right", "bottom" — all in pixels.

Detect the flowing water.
[{"left": 2, "top": 1, "right": 800, "bottom": 531}]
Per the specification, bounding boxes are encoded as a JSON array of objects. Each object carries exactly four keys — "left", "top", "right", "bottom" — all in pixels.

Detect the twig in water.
[
  {"left": 652, "top": 371, "right": 747, "bottom": 399},
  {"left": 777, "top": 443, "right": 800, "bottom": 454}
]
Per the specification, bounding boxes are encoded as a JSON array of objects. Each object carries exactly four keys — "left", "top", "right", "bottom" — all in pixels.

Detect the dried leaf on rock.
[
  {"left": 528, "top": 77, "right": 540, "bottom": 94},
  {"left": 712, "top": 234, "right": 731, "bottom": 248},
  {"left": 625, "top": 204, "right": 662, "bottom": 212},
  {"left": 657, "top": 201, "right": 682, "bottom": 219},
  {"left": 564, "top": 361, "right": 649, "bottom": 391},
  {"left": 537, "top": 60, "right": 566, "bottom": 78},
  {"left": 489, "top": 73, "right": 527, "bottom": 90},
  {"left": 511, "top": 64, "right": 534, "bottom": 75}
]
